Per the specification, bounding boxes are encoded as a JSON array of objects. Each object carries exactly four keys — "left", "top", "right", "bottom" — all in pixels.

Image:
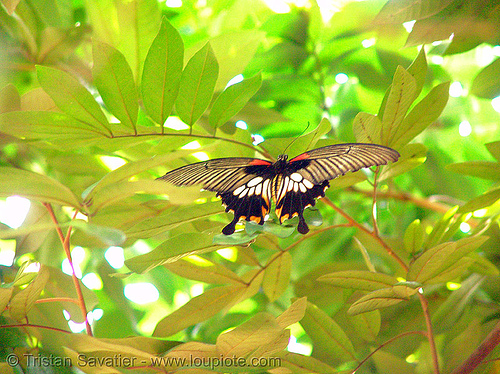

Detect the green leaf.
[
  {"left": 390, "top": 82, "right": 450, "bottom": 149},
  {"left": 0, "top": 167, "right": 80, "bottom": 208},
  {"left": 125, "top": 233, "right": 222, "bottom": 274},
  {"left": 216, "top": 312, "right": 284, "bottom": 357},
  {"left": 381, "top": 66, "right": 417, "bottom": 146},
  {"left": 457, "top": 188, "right": 500, "bottom": 213},
  {"left": 403, "top": 219, "right": 425, "bottom": 254},
  {"left": 471, "top": 58, "right": 500, "bottom": 99},
  {"left": 318, "top": 270, "right": 398, "bottom": 291},
  {"left": 447, "top": 161, "right": 500, "bottom": 181},
  {"left": 353, "top": 112, "right": 382, "bottom": 143},
  {"left": 10, "top": 265, "right": 49, "bottom": 321},
  {"left": 141, "top": 18, "right": 184, "bottom": 125},
  {"left": 209, "top": 73, "right": 262, "bottom": 129},
  {"left": 262, "top": 251, "right": 292, "bottom": 302},
  {"left": 153, "top": 284, "right": 246, "bottom": 337},
  {"left": 348, "top": 287, "right": 414, "bottom": 315},
  {"left": 92, "top": 40, "right": 138, "bottom": 132},
  {"left": 300, "top": 301, "right": 357, "bottom": 363},
  {"left": 407, "top": 242, "right": 457, "bottom": 283},
  {"left": 164, "top": 256, "right": 243, "bottom": 285},
  {"left": 36, "top": 65, "right": 111, "bottom": 135},
  {"left": 276, "top": 297, "right": 307, "bottom": 328},
  {"left": 176, "top": 43, "right": 219, "bottom": 127}
]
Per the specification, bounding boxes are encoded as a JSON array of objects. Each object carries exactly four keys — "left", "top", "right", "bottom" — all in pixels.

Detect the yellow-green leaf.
[
  {"left": 216, "top": 312, "right": 284, "bottom": 358},
  {"left": 0, "top": 287, "right": 13, "bottom": 315},
  {"left": 176, "top": 43, "right": 219, "bottom": 127},
  {"left": 164, "top": 257, "right": 243, "bottom": 285},
  {"left": 141, "top": 18, "right": 184, "bottom": 125},
  {"left": 407, "top": 242, "right": 457, "bottom": 283},
  {"left": 348, "top": 287, "right": 412, "bottom": 315},
  {"left": 209, "top": 73, "right": 262, "bottom": 129},
  {"left": 381, "top": 66, "right": 417, "bottom": 146},
  {"left": 404, "top": 219, "right": 425, "bottom": 254},
  {"left": 36, "top": 65, "right": 111, "bottom": 135},
  {"left": 0, "top": 167, "right": 80, "bottom": 208},
  {"left": 92, "top": 40, "right": 138, "bottom": 131},
  {"left": 318, "top": 270, "right": 398, "bottom": 291},
  {"left": 153, "top": 284, "right": 246, "bottom": 337},
  {"left": 276, "top": 297, "right": 307, "bottom": 328},
  {"left": 262, "top": 251, "right": 292, "bottom": 302},
  {"left": 300, "top": 301, "right": 356, "bottom": 363},
  {"left": 10, "top": 265, "right": 49, "bottom": 321}
]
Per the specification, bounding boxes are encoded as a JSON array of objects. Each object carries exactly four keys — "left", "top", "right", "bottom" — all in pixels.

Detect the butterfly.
[{"left": 157, "top": 143, "right": 400, "bottom": 235}]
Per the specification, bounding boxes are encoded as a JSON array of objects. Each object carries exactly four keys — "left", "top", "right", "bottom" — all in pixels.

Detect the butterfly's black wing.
[
  {"left": 275, "top": 143, "right": 400, "bottom": 234},
  {"left": 157, "top": 158, "right": 274, "bottom": 235}
]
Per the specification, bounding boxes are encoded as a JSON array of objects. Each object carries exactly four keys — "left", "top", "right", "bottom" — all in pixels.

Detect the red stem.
[{"left": 43, "top": 204, "right": 92, "bottom": 336}]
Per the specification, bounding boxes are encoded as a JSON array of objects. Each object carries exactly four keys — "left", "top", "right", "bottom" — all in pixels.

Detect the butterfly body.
[{"left": 158, "top": 143, "right": 400, "bottom": 235}]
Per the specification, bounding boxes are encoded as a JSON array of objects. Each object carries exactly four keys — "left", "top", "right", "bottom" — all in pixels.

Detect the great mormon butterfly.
[{"left": 158, "top": 143, "right": 400, "bottom": 235}]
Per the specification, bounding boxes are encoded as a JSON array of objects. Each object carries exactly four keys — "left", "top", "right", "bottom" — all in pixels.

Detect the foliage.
[{"left": 1, "top": 0, "right": 500, "bottom": 373}]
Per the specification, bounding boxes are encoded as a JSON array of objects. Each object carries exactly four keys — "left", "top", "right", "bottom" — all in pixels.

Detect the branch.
[
  {"left": 450, "top": 320, "right": 500, "bottom": 374},
  {"left": 321, "top": 197, "right": 409, "bottom": 271},
  {"left": 418, "top": 292, "right": 440, "bottom": 374},
  {"left": 349, "top": 187, "right": 452, "bottom": 215},
  {"left": 111, "top": 132, "right": 274, "bottom": 160}
]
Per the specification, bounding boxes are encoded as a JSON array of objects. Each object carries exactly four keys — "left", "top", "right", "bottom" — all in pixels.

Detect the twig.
[
  {"left": 350, "top": 330, "right": 427, "bottom": 373},
  {"left": 0, "top": 323, "right": 71, "bottom": 334},
  {"left": 35, "top": 297, "right": 80, "bottom": 305},
  {"left": 372, "top": 166, "right": 380, "bottom": 235},
  {"left": 43, "top": 204, "right": 92, "bottom": 336}
]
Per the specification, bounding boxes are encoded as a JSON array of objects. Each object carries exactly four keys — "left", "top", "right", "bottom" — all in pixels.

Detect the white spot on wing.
[
  {"left": 303, "top": 179, "right": 314, "bottom": 189},
  {"left": 255, "top": 183, "right": 262, "bottom": 195},
  {"left": 233, "top": 185, "right": 245, "bottom": 195},
  {"left": 290, "top": 173, "right": 303, "bottom": 182},
  {"left": 247, "top": 176, "right": 263, "bottom": 187},
  {"left": 248, "top": 186, "right": 255, "bottom": 196},
  {"left": 293, "top": 182, "right": 299, "bottom": 192},
  {"left": 299, "top": 183, "right": 306, "bottom": 193},
  {"left": 239, "top": 188, "right": 248, "bottom": 198}
]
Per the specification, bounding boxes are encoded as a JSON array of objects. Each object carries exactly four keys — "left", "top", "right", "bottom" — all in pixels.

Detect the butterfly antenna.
[{"left": 281, "top": 122, "right": 310, "bottom": 155}]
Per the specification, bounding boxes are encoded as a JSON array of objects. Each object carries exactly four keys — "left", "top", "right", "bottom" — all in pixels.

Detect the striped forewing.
[
  {"left": 290, "top": 143, "right": 400, "bottom": 183},
  {"left": 157, "top": 158, "right": 272, "bottom": 192}
]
